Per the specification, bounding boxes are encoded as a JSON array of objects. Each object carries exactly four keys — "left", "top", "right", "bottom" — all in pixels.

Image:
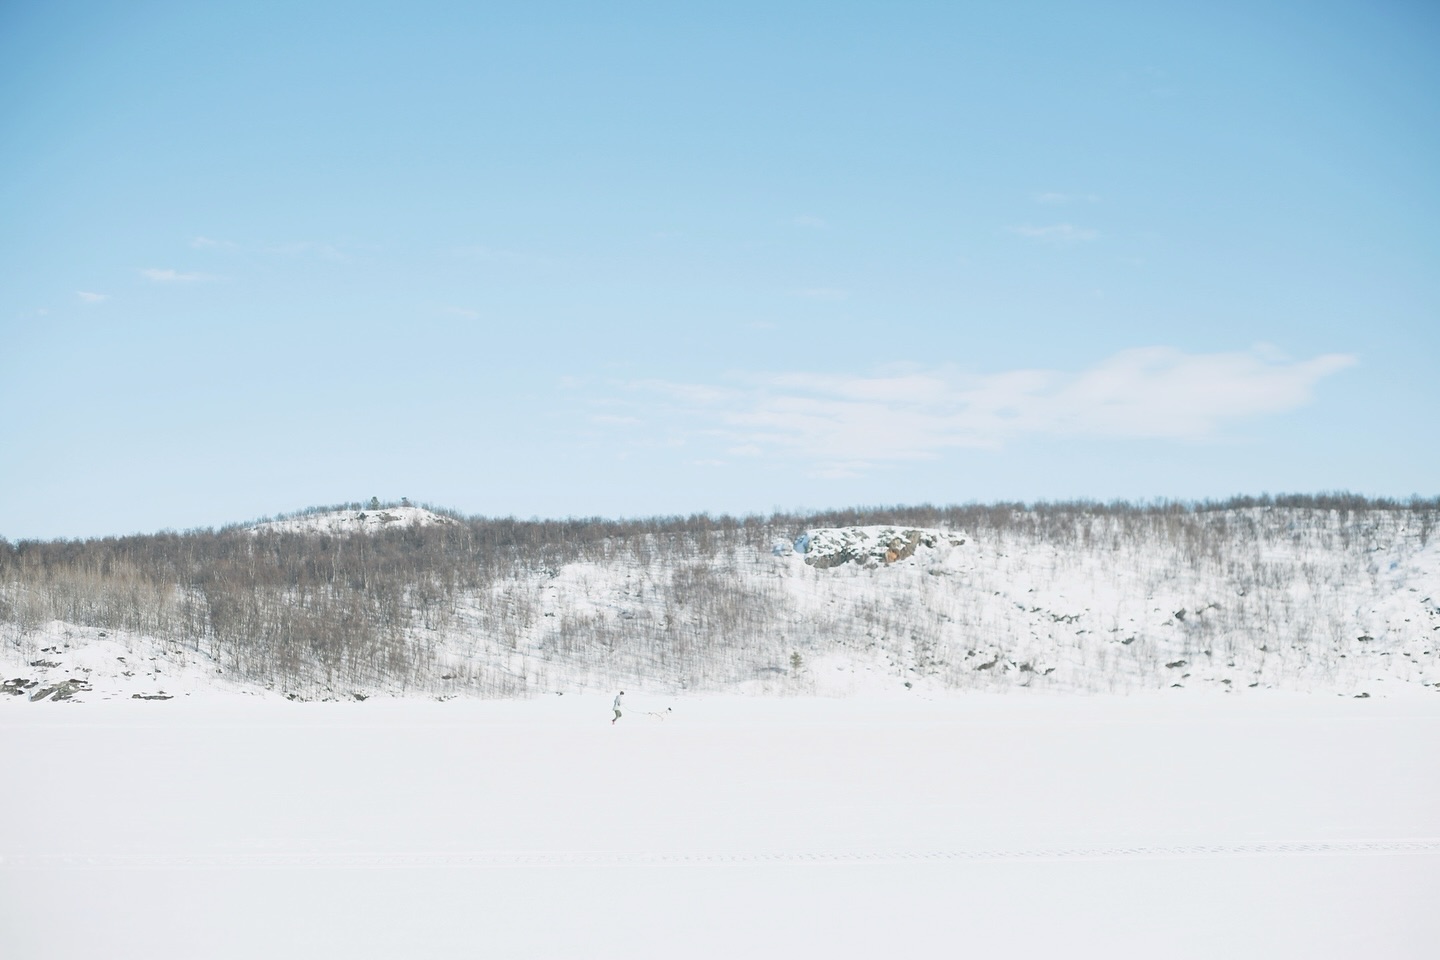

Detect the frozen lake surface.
[{"left": 4, "top": 692, "right": 1438, "bottom": 958}]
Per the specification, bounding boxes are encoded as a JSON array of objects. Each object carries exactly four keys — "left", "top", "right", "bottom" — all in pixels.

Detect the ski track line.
[{"left": 5, "top": 839, "right": 1440, "bottom": 870}]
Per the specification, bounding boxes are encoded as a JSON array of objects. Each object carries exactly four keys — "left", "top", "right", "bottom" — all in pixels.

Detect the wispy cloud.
[
  {"left": 268, "top": 241, "right": 346, "bottom": 262},
  {"left": 440, "top": 305, "right": 480, "bottom": 320},
  {"left": 1009, "top": 223, "right": 1100, "bottom": 244},
  {"left": 76, "top": 291, "right": 109, "bottom": 304},
  {"left": 141, "top": 268, "right": 216, "bottom": 283},
  {"left": 793, "top": 287, "right": 849, "bottom": 301},
  {"left": 598, "top": 348, "right": 1356, "bottom": 476},
  {"left": 189, "top": 236, "right": 353, "bottom": 259},
  {"left": 449, "top": 244, "right": 554, "bottom": 269},
  {"left": 452, "top": 245, "right": 513, "bottom": 261},
  {"left": 1033, "top": 192, "right": 1100, "bottom": 205}
]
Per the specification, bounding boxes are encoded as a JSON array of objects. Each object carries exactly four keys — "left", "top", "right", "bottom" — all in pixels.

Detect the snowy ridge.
[
  {"left": 5, "top": 507, "right": 1440, "bottom": 702},
  {"left": 250, "top": 505, "right": 457, "bottom": 535}
]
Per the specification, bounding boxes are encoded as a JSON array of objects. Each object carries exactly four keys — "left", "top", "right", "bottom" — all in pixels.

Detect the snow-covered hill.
[
  {"left": 250, "top": 505, "right": 458, "bottom": 535},
  {"left": 4, "top": 504, "right": 1439, "bottom": 702}
]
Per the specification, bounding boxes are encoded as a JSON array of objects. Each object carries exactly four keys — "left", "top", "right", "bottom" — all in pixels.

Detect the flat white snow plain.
[{"left": 4, "top": 692, "right": 1438, "bottom": 959}]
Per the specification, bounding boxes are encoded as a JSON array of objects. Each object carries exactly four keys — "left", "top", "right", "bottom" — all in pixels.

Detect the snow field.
[{"left": 3, "top": 694, "right": 1437, "bottom": 959}]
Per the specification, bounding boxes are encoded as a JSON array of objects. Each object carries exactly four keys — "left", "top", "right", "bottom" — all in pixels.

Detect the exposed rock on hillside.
[
  {"left": 29, "top": 678, "right": 91, "bottom": 701},
  {"left": 798, "top": 526, "right": 945, "bottom": 569}
]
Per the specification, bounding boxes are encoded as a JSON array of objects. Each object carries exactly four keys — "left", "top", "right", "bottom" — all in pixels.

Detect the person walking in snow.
[{"left": 612, "top": 690, "right": 624, "bottom": 725}]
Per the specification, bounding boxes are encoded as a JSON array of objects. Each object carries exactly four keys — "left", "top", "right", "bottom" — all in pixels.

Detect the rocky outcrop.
[
  {"left": 799, "top": 527, "right": 941, "bottom": 569},
  {"left": 4, "top": 677, "right": 38, "bottom": 695},
  {"left": 28, "top": 678, "right": 92, "bottom": 702}
]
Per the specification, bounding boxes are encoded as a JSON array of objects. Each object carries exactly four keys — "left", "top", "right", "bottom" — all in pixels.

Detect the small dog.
[{"left": 641, "top": 707, "right": 674, "bottom": 721}]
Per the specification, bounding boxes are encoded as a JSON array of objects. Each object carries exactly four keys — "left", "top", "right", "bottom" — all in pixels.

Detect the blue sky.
[{"left": 2, "top": 0, "right": 1437, "bottom": 539}]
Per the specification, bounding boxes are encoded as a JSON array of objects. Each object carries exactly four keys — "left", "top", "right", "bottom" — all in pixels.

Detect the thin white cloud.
[
  {"left": 452, "top": 245, "right": 507, "bottom": 261},
  {"left": 440, "top": 305, "right": 480, "bottom": 320},
  {"left": 269, "top": 241, "right": 346, "bottom": 262},
  {"left": 793, "top": 287, "right": 849, "bottom": 301},
  {"left": 603, "top": 348, "right": 1356, "bottom": 476},
  {"left": 141, "top": 268, "right": 216, "bottom": 283},
  {"left": 190, "top": 236, "right": 238, "bottom": 249},
  {"left": 630, "top": 380, "right": 735, "bottom": 406},
  {"left": 1033, "top": 192, "right": 1100, "bottom": 205},
  {"left": 1009, "top": 223, "right": 1100, "bottom": 243},
  {"left": 451, "top": 245, "right": 528, "bottom": 262},
  {"left": 449, "top": 244, "right": 554, "bottom": 269},
  {"left": 76, "top": 291, "right": 108, "bottom": 304}
]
